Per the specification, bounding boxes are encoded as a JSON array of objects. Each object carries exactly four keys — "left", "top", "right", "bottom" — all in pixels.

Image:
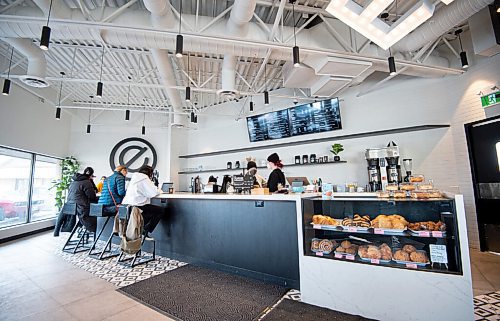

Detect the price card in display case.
[
  {"left": 429, "top": 244, "right": 448, "bottom": 264},
  {"left": 315, "top": 252, "right": 324, "bottom": 257}
]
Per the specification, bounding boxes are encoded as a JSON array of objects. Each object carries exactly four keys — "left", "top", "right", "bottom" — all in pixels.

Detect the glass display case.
[{"left": 302, "top": 197, "right": 462, "bottom": 274}]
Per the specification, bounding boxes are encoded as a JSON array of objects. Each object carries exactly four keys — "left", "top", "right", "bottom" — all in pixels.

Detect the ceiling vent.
[
  {"left": 217, "top": 89, "right": 239, "bottom": 100},
  {"left": 19, "top": 75, "right": 49, "bottom": 88}
]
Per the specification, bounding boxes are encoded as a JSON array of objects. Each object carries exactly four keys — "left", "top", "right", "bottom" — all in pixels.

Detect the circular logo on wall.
[{"left": 109, "top": 137, "right": 157, "bottom": 174}]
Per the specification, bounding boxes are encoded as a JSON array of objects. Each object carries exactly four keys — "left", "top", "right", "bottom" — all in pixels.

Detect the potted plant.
[
  {"left": 50, "top": 156, "right": 80, "bottom": 210},
  {"left": 330, "top": 143, "right": 344, "bottom": 162}
]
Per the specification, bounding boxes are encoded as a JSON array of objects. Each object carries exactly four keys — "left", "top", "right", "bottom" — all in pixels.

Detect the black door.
[{"left": 465, "top": 116, "right": 500, "bottom": 252}]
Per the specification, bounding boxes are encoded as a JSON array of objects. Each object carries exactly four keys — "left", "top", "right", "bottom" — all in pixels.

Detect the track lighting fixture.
[
  {"left": 388, "top": 48, "right": 396, "bottom": 76},
  {"left": 176, "top": 1, "right": 184, "bottom": 57},
  {"left": 56, "top": 71, "right": 65, "bottom": 119},
  {"left": 2, "top": 47, "right": 14, "bottom": 96},
  {"left": 96, "top": 46, "right": 105, "bottom": 97},
  {"left": 39, "top": 0, "right": 53, "bottom": 50},
  {"left": 455, "top": 29, "right": 468, "bottom": 69},
  {"left": 291, "top": 0, "right": 300, "bottom": 67}
]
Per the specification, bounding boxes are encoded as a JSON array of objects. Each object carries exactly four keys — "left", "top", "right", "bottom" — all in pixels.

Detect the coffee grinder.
[
  {"left": 385, "top": 141, "right": 401, "bottom": 184},
  {"left": 403, "top": 159, "right": 413, "bottom": 182}
]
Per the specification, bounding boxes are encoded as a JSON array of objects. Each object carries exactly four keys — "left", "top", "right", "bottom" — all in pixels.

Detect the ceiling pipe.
[
  {"left": 220, "top": 0, "right": 257, "bottom": 99},
  {"left": 393, "top": 0, "right": 493, "bottom": 53},
  {"left": 2, "top": 38, "right": 48, "bottom": 87},
  {"left": 143, "top": 0, "right": 186, "bottom": 126}
]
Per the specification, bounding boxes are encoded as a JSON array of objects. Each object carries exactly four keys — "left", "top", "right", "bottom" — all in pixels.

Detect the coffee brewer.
[
  {"left": 385, "top": 141, "right": 401, "bottom": 184},
  {"left": 365, "top": 149, "right": 385, "bottom": 192}
]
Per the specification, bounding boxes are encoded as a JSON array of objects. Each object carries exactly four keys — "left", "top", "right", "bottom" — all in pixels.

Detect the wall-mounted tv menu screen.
[
  {"left": 247, "top": 109, "right": 291, "bottom": 142},
  {"left": 246, "top": 98, "right": 342, "bottom": 142},
  {"left": 289, "top": 98, "right": 342, "bottom": 136}
]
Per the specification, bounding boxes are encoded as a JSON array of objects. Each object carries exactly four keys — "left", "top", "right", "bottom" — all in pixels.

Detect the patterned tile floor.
[{"left": 54, "top": 237, "right": 499, "bottom": 320}]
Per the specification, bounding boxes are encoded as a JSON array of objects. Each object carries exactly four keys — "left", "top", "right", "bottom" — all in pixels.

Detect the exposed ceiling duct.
[
  {"left": 219, "top": 0, "right": 257, "bottom": 100},
  {"left": 393, "top": 0, "right": 494, "bottom": 53},
  {"left": 3, "top": 37, "right": 48, "bottom": 88},
  {"left": 143, "top": 0, "right": 185, "bottom": 126}
]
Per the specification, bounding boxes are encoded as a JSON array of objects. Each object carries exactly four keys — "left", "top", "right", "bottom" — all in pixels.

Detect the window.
[
  {"left": 31, "top": 156, "right": 61, "bottom": 222},
  {"left": 497, "top": 142, "right": 500, "bottom": 172},
  {"left": 0, "top": 146, "right": 62, "bottom": 229}
]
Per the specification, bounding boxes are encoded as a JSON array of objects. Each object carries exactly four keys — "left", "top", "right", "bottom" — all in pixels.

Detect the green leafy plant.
[
  {"left": 330, "top": 143, "right": 344, "bottom": 156},
  {"left": 50, "top": 157, "right": 80, "bottom": 210}
]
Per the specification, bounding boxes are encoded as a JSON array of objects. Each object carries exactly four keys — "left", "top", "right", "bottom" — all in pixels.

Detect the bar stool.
[
  {"left": 61, "top": 202, "right": 93, "bottom": 254},
  {"left": 88, "top": 204, "right": 121, "bottom": 260},
  {"left": 116, "top": 205, "right": 156, "bottom": 268}
]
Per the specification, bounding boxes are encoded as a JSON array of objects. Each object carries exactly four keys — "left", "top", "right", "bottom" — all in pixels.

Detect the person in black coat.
[
  {"left": 66, "top": 167, "right": 99, "bottom": 233},
  {"left": 266, "top": 153, "right": 285, "bottom": 193}
]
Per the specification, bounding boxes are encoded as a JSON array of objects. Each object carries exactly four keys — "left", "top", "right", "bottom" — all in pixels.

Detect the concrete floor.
[{"left": 0, "top": 231, "right": 499, "bottom": 321}]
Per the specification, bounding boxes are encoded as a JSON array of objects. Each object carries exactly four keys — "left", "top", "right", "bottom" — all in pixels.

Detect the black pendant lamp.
[
  {"left": 388, "top": 48, "right": 396, "bottom": 76},
  {"left": 185, "top": 54, "right": 191, "bottom": 101},
  {"left": 176, "top": 1, "right": 183, "bottom": 58},
  {"left": 141, "top": 108, "right": 146, "bottom": 135},
  {"left": 40, "top": 0, "right": 53, "bottom": 50},
  {"left": 55, "top": 71, "right": 65, "bottom": 119},
  {"left": 2, "top": 47, "right": 14, "bottom": 96},
  {"left": 250, "top": 96, "right": 254, "bottom": 112},
  {"left": 263, "top": 61, "right": 269, "bottom": 105},
  {"left": 291, "top": 0, "right": 300, "bottom": 67},
  {"left": 125, "top": 82, "right": 131, "bottom": 121},
  {"left": 455, "top": 29, "right": 468, "bottom": 69},
  {"left": 87, "top": 96, "right": 93, "bottom": 134},
  {"left": 190, "top": 111, "right": 195, "bottom": 123},
  {"left": 96, "top": 46, "right": 105, "bottom": 97}
]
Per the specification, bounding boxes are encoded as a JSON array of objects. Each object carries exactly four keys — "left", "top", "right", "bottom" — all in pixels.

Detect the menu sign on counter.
[
  {"left": 247, "top": 109, "right": 291, "bottom": 142},
  {"left": 289, "top": 98, "right": 342, "bottom": 136}
]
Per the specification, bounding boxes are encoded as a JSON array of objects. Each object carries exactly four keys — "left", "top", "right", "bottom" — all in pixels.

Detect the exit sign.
[{"left": 481, "top": 91, "right": 500, "bottom": 108}]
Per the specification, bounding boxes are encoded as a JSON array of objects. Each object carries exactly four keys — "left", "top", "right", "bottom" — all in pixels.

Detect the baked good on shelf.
[
  {"left": 400, "top": 184, "right": 416, "bottom": 191},
  {"left": 418, "top": 184, "right": 433, "bottom": 190},
  {"left": 371, "top": 214, "right": 409, "bottom": 229},
  {"left": 344, "top": 246, "right": 357, "bottom": 255},
  {"left": 411, "top": 191, "right": 430, "bottom": 199},
  {"left": 393, "top": 191, "right": 407, "bottom": 198},
  {"left": 410, "top": 175, "right": 424, "bottom": 183},
  {"left": 377, "top": 191, "right": 390, "bottom": 198},
  {"left": 341, "top": 240, "right": 352, "bottom": 249},
  {"left": 394, "top": 249, "right": 410, "bottom": 261},
  {"left": 366, "top": 245, "right": 382, "bottom": 259},
  {"left": 402, "top": 244, "right": 417, "bottom": 253},
  {"left": 386, "top": 184, "right": 399, "bottom": 191},
  {"left": 312, "top": 215, "right": 339, "bottom": 226},
  {"left": 379, "top": 243, "right": 392, "bottom": 260},
  {"left": 427, "top": 190, "right": 442, "bottom": 198},
  {"left": 410, "top": 251, "right": 428, "bottom": 263},
  {"left": 318, "top": 239, "right": 334, "bottom": 253},
  {"left": 311, "top": 239, "right": 320, "bottom": 252},
  {"left": 408, "top": 221, "right": 446, "bottom": 231}
]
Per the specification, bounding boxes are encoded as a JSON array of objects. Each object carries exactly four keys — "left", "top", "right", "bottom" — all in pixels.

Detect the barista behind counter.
[{"left": 266, "top": 153, "right": 286, "bottom": 193}]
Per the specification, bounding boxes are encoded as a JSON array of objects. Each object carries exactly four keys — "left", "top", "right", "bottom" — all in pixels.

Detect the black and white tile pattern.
[{"left": 475, "top": 291, "right": 500, "bottom": 321}]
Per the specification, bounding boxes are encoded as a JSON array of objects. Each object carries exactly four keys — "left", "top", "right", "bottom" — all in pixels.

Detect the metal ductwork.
[
  {"left": 219, "top": 0, "right": 258, "bottom": 99},
  {"left": 393, "top": 0, "right": 494, "bottom": 53},
  {"left": 143, "top": 0, "right": 186, "bottom": 126},
  {"left": 3, "top": 38, "right": 48, "bottom": 88}
]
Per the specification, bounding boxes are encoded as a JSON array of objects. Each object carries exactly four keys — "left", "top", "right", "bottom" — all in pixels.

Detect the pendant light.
[
  {"left": 125, "top": 80, "right": 131, "bottom": 121},
  {"left": 455, "top": 29, "right": 468, "bottom": 69},
  {"left": 175, "top": 1, "right": 183, "bottom": 58},
  {"left": 250, "top": 95, "right": 254, "bottom": 112},
  {"left": 190, "top": 111, "right": 195, "bottom": 123},
  {"left": 96, "top": 45, "right": 105, "bottom": 97},
  {"left": 185, "top": 53, "right": 191, "bottom": 101},
  {"left": 388, "top": 48, "right": 396, "bottom": 76},
  {"left": 55, "top": 71, "right": 65, "bottom": 119},
  {"left": 291, "top": 0, "right": 300, "bottom": 67},
  {"left": 2, "top": 47, "right": 14, "bottom": 96},
  {"left": 86, "top": 96, "right": 93, "bottom": 134},
  {"left": 141, "top": 105, "right": 146, "bottom": 135},
  {"left": 40, "top": 0, "right": 53, "bottom": 50},
  {"left": 264, "top": 61, "right": 269, "bottom": 106}
]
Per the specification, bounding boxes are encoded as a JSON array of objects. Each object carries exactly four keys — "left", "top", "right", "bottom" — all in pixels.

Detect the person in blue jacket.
[{"left": 98, "top": 165, "right": 128, "bottom": 214}]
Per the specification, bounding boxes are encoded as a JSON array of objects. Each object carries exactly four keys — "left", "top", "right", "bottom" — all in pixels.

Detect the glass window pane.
[
  {"left": 0, "top": 148, "right": 32, "bottom": 229},
  {"left": 31, "top": 156, "right": 61, "bottom": 222}
]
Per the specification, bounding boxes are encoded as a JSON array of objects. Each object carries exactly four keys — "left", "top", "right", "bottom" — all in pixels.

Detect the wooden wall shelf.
[{"left": 178, "top": 161, "right": 347, "bottom": 174}]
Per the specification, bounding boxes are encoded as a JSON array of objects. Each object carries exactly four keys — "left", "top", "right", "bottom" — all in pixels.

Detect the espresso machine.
[{"left": 385, "top": 141, "right": 402, "bottom": 184}]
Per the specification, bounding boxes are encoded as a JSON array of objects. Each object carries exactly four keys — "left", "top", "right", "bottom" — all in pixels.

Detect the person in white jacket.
[{"left": 122, "top": 165, "right": 163, "bottom": 237}]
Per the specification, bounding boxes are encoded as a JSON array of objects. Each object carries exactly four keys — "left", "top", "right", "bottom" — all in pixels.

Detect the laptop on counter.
[{"left": 161, "top": 182, "right": 174, "bottom": 193}]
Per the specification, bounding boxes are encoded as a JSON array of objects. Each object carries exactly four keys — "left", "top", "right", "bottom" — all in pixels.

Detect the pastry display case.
[{"left": 302, "top": 196, "right": 463, "bottom": 274}]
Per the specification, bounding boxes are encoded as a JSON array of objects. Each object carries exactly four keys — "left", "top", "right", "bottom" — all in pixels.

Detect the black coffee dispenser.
[{"left": 220, "top": 175, "right": 232, "bottom": 193}]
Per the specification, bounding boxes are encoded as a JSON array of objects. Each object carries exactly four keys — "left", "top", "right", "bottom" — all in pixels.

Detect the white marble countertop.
[{"left": 154, "top": 192, "right": 321, "bottom": 201}]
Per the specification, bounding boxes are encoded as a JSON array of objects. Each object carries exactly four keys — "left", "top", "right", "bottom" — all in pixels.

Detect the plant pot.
[{"left": 334, "top": 156, "right": 340, "bottom": 162}]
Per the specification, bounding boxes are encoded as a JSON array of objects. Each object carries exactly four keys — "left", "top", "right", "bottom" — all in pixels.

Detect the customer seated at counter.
[
  {"left": 98, "top": 165, "right": 127, "bottom": 214},
  {"left": 267, "top": 153, "right": 286, "bottom": 193},
  {"left": 122, "top": 165, "right": 163, "bottom": 238}
]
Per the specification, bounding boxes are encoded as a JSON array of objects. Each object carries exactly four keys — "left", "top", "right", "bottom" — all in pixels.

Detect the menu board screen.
[
  {"left": 247, "top": 109, "right": 291, "bottom": 142},
  {"left": 289, "top": 98, "right": 342, "bottom": 136}
]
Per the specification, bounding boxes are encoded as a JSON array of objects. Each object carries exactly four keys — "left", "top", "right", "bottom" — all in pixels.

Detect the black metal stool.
[
  {"left": 88, "top": 204, "right": 121, "bottom": 260},
  {"left": 116, "top": 205, "right": 156, "bottom": 268},
  {"left": 61, "top": 203, "right": 93, "bottom": 254}
]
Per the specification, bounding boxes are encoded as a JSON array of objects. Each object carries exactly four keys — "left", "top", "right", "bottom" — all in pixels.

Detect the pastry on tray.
[
  {"left": 393, "top": 249, "right": 410, "bottom": 261},
  {"left": 336, "top": 240, "right": 358, "bottom": 255},
  {"left": 318, "top": 239, "right": 334, "bottom": 253},
  {"left": 342, "top": 214, "right": 371, "bottom": 228},
  {"left": 379, "top": 243, "right": 393, "bottom": 261},
  {"left": 312, "top": 215, "right": 339, "bottom": 226},
  {"left": 408, "top": 221, "right": 446, "bottom": 232},
  {"left": 410, "top": 251, "right": 429, "bottom": 263},
  {"left": 371, "top": 214, "right": 409, "bottom": 230},
  {"left": 402, "top": 244, "right": 417, "bottom": 253},
  {"left": 311, "top": 239, "right": 320, "bottom": 252}
]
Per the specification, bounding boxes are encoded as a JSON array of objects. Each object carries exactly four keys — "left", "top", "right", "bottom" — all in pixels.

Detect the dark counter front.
[{"left": 113, "top": 197, "right": 300, "bottom": 289}]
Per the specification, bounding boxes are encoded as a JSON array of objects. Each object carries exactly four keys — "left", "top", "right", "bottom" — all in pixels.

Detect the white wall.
[
  {"left": 0, "top": 83, "right": 72, "bottom": 157},
  {"left": 178, "top": 53, "right": 500, "bottom": 250},
  {"left": 68, "top": 109, "right": 171, "bottom": 184}
]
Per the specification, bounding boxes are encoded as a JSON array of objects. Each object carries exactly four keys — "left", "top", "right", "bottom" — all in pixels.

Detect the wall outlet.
[{"left": 255, "top": 201, "right": 264, "bottom": 207}]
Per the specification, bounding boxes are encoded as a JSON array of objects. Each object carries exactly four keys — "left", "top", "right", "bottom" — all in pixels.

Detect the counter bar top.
[{"left": 154, "top": 192, "right": 321, "bottom": 201}]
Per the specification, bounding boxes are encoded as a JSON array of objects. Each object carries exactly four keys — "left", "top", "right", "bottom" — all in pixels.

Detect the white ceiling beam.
[
  {"left": 198, "top": 4, "right": 233, "bottom": 33},
  {"left": 101, "top": 0, "right": 138, "bottom": 23},
  {"left": 0, "top": 0, "right": 25, "bottom": 14}
]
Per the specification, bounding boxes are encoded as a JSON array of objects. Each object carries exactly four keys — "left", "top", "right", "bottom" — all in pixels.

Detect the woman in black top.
[{"left": 266, "top": 153, "right": 285, "bottom": 192}]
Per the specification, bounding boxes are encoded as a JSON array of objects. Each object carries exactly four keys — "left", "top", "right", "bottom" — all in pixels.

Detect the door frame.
[{"left": 464, "top": 114, "right": 500, "bottom": 251}]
